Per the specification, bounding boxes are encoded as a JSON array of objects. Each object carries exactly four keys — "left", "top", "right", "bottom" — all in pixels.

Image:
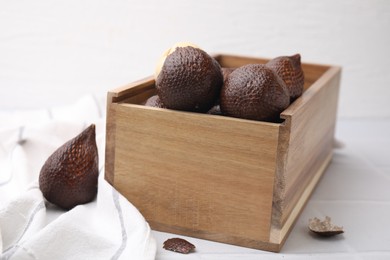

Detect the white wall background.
[{"left": 0, "top": 0, "right": 389, "bottom": 118}]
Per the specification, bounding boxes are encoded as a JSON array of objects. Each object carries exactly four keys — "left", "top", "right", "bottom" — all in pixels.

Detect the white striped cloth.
[{"left": 0, "top": 95, "right": 156, "bottom": 260}]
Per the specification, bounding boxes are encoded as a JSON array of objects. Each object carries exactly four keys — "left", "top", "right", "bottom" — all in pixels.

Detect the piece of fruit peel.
[{"left": 309, "top": 216, "right": 344, "bottom": 237}]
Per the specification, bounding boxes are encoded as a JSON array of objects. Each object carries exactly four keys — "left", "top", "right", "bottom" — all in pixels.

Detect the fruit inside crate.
[{"left": 105, "top": 53, "right": 341, "bottom": 252}]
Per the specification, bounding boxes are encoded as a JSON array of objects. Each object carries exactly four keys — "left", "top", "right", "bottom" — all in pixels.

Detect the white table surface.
[{"left": 152, "top": 118, "right": 390, "bottom": 259}]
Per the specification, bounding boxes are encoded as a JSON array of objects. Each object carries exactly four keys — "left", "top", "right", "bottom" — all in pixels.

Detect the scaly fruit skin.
[
  {"left": 221, "top": 64, "right": 290, "bottom": 122},
  {"left": 39, "top": 124, "right": 99, "bottom": 210},
  {"left": 163, "top": 238, "right": 196, "bottom": 254},
  {"left": 156, "top": 46, "right": 223, "bottom": 113},
  {"left": 266, "top": 54, "right": 304, "bottom": 101},
  {"left": 221, "top": 67, "right": 235, "bottom": 83}
]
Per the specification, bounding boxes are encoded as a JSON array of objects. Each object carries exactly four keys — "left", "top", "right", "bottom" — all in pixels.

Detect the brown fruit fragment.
[
  {"left": 266, "top": 54, "right": 305, "bottom": 101},
  {"left": 220, "top": 64, "right": 290, "bottom": 122},
  {"left": 309, "top": 216, "right": 344, "bottom": 237},
  {"left": 144, "top": 95, "right": 165, "bottom": 108},
  {"left": 163, "top": 238, "right": 195, "bottom": 254},
  {"left": 155, "top": 46, "right": 223, "bottom": 112},
  {"left": 39, "top": 124, "right": 99, "bottom": 210},
  {"left": 207, "top": 104, "right": 222, "bottom": 115}
]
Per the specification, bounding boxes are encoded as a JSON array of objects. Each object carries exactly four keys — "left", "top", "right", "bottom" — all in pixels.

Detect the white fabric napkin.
[{"left": 0, "top": 95, "right": 156, "bottom": 260}]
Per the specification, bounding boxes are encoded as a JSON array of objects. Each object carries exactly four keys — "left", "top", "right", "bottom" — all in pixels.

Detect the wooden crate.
[{"left": 104, "top": 54, "right": 341, "bottom": 252}]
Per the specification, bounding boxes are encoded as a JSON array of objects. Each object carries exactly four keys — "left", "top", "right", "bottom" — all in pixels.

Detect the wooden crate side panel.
[
  {"left": 110, "top": 76, "right": 155, "bottom": 103},
  {"left": 270, "top": 152, "right": 332, "bottom": 248},
  {"left": 104, "top": 93, "right": 118, "bottom": 186},
  {"left": 111, "top": 104, "right": 280, "bottom": 243},
  {"left": 301, "top": 63, "right": 330, "bottom": 91},
  {"left": 271, "top": 64, "right": 336, "bottom": 227},
  {"left": 215, "top": 54, "right": 269, "bottom": 67},
  {"left": 277, "top": 67, "right": 341, "bottom": 226},
  {"left": 120, "top": 88, "right": 156, "bottom": 105}
]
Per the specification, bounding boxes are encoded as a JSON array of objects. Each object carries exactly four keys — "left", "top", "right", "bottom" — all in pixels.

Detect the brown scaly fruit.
[
  {"left": 220, "top": 64, "right": 290, "bottom": 122},
  {"left": 207, "top": 67, "right": 235, "bottom": 116},
  {"left": 266, "top": 54, "right": 304, "bottom": 101},
  {"left": 39, "top": 124, "right": 99, "bottom": 210},
  {"left": 155, "top": 43, "right": 223, "bottom": 112}
]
